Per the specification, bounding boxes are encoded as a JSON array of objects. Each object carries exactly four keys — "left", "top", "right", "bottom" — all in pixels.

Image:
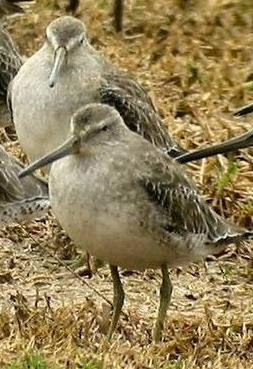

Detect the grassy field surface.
[{"left": 0, "top": 0, "right": 253, "bottom": 368}]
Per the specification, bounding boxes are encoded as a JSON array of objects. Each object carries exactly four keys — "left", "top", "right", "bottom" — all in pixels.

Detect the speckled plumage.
[
  {"left": 11, "top": 16, "right": 186, "bottom": 165},
  {"left": 99, "top": 74, "right": 183, "bottom": 157},
  {"left": 0, "top": 26, "right": 22, "bottom": 125},
  {"left": 0, "top": 0, "right": 31, "bottom": 18},
  {"left": 0, "top": 145, "right": 49, "bottom": 227},
  {"left": 19, "top": 103, "right": 253, "bottom": 341},
  {"left": 0, "top": 0, "right": 32, "bottom": 126}
]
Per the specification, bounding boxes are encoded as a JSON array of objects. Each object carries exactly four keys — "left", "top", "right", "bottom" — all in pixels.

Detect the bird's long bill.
[
  {"left": 19, "top": 136, "right": 78, "bottom": 178},
  {"left": 234, "top": 102, "right": 253, "bottom": 117},
  {"left": 176, "top": 129, "right": 253, "bottom": 164},
  {"left": 49, "top": 46, "right": 67, "bottom": 88}
]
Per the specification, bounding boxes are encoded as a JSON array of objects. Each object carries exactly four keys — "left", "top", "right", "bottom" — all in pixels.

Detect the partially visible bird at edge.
[
  {"left": 0, "top": 1, "right": 50, "bottom": 227},
  {"left": 0, "top": 145, "right": 49, "bottom": 227},
  {"left": 0, "top": 0, "right": 33, "bottom": 127}
]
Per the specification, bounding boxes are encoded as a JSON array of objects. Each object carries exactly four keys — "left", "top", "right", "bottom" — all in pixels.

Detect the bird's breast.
[
  {"left": 48, "top": 155, "right": 185, "bottom": 270},
  {"left": 11, "top": 50, "right": 102, "bottom": 161}
]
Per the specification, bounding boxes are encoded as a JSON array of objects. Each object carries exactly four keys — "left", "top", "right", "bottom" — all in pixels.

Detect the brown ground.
[{"left": 0, "top": 0, "right": 253, "bottom": 368}]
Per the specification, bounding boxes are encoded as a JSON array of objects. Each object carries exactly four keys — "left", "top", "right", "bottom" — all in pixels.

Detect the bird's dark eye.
[
  {"left": 80, "top": 36, "right": 84, "bottom": 44},
  {"left": 102, "top": 125, "right": 109, "bottom": 132}
]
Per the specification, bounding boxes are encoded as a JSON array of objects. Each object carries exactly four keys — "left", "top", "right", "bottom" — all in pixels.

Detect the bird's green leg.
[
  {"left": 108, "top": 265, "right": 125, "bottom": 340},
  {"left": 153, "top": 264, "right": 172, "bottom": 343}
]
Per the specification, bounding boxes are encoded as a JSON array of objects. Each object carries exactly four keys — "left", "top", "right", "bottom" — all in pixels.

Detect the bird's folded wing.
[
  {"left": 6, "top": 78, "right": 13, "bottom": 122},
  {"left": 0, "top": 0, "right": 33, "bottom": 18},
  {"left": 138, "top": 153, "right": 235, "bottom": 243},
  {"left": 0, "top": 28, "right": 22, "bottom": 99},
  {"left": 0, "top": 146, "right": 48, "bottom": 202},
  {"left": 0, "top": 149, "right": 24, "bottom": 201},
  {"left": 0, "top": 45, "right": 21, "bottom": 97},
  {"left": 102, "top": 69, "right": 157, "bottom": 109},
  {"left": 99, "top": 80, "right": 186, "bottom": 158}
]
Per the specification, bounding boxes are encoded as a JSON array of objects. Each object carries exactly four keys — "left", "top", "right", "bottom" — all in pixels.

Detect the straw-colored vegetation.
[{"left": 0, "top": 0, "right": 253, "bottom": 368}]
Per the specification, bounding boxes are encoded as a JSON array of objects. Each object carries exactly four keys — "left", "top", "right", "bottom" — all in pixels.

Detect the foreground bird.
[
  {"left": 0, "top": 145, "right": 49, "bottom": 227},
  {"left": 176, "top": 129, "right": 253, "bottom": 164},
  {"left": 10, "top": 16, "right": 186, "bottom": 166},
  {"left": 19, "top": 103, "right": 252, "bottom": 342},
  {"left": 0, "top": 0, "right": 32, "bottom": 127}
]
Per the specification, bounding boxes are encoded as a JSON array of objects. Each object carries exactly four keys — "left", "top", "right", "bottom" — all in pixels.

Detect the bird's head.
[
  {"left": 46, "top": 16, "right": 89, "bottom": 88},
  {"left": 19, "top": 104, "right": 126, "bottom": 178}
]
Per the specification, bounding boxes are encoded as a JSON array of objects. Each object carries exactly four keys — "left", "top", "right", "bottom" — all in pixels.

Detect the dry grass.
[{"left": 0, "top": 0, "right": 253, "bottom": 368}]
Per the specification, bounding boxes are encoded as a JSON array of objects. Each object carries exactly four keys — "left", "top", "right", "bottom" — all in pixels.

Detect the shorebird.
[
  {"left": 0, "top": 145, "right": 49, "bottom": 227},
  {"left": 0, "top": 0, "right": 32, "bottom": 127},
  {"left": 176, "top": 129, "right": 253, "bottom": 164},
  {"left": 10, "top": 16, "right": 186, "bottom": 166},
  {"left": 19, "top": 103, "right": 252, "bottom": 342}
]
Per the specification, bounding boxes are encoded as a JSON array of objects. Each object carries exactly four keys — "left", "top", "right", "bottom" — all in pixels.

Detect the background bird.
[
  {"left": 0, "top": 0, "right": 32, "bottom": 18},
  {"left": 10, "top": 16, "right": 186, "bottom": 169},
  {"left": 0, "top": 0, "right": 33, "bottom": 127}
]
